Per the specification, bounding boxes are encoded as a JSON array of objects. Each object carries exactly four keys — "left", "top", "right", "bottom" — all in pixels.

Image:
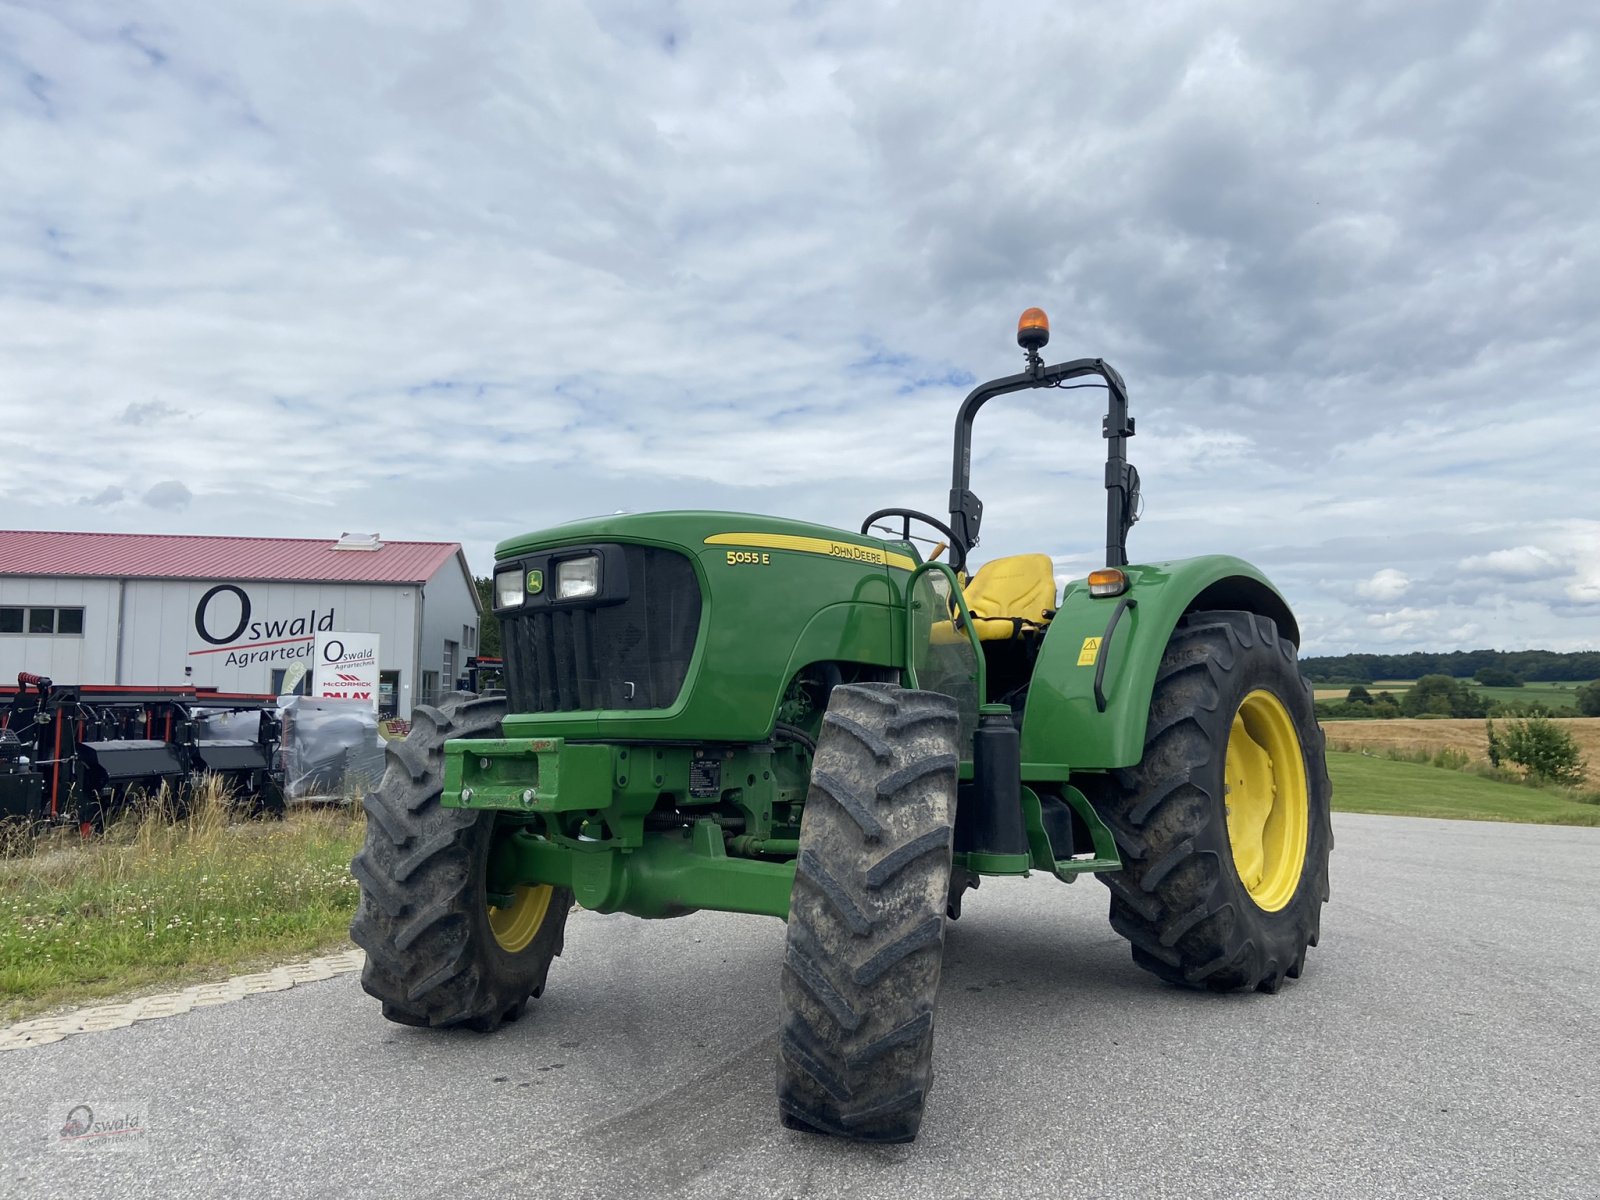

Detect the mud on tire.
[
  {"left": 1085, "top": 611, "right": 1333, "bottom": 993},
  {"left": 776, "top": 683, "right": 959, "bottom": 1144},
  {"left": 350, "top": 692, "right": 573, "bottom": 1030}
]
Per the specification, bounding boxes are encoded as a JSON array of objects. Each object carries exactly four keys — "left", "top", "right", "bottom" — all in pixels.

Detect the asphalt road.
[{"left": 4, "top": 812, "right": 1598, "bottom": 1200}]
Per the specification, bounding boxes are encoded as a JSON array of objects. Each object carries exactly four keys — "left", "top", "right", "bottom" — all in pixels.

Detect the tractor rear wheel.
[
  {"left": 350, "top": 692, "right": 572, "bottom": 1030},
  {"left": 1088, "top": 611, "right": 1332, "bottom": 993},
  {"left": 777, "top": 683, "right": 959, "bottom": 1144}
]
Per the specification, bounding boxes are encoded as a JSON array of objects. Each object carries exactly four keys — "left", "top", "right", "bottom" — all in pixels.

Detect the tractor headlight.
[
  {"left": 494, "top": 567, "right": 525, "bottom": 609},
  {"left": 556, "top": 554, "right": 601, "bottom": 600}
]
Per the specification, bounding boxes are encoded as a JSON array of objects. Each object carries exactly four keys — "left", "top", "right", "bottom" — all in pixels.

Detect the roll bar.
[{"left": 947, "top": 356, "right": 1139, "bottom": 568}]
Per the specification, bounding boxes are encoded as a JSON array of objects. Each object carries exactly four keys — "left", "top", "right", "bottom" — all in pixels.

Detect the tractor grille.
[{"left": 501, "top": 546, "right": 702, "bottom": 712}]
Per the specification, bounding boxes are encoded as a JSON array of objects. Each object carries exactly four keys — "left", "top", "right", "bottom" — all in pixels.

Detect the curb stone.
[{"left": 0, "top": 949, "right": 365, "bottom": 1052}]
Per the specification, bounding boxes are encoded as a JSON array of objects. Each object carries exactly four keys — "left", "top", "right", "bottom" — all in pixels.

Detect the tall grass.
[{"left": 1, "top": 781, "right": 365, "bottom": 1023}]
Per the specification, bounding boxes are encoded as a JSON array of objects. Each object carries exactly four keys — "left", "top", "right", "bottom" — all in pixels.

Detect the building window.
[
  {"left": 421, "top": 670, "right": 439, "bottom": 704},
  {"left": 443, "top": 640, "right": 458, "bottom": 690},
  {"left": 0, "top": 606, "right": 83, "bottom": 636}
]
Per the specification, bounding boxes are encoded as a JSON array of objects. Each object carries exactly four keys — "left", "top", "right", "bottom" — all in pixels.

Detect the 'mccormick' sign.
[
  {"left": 189, "top": 584, "right": 336, "bottom": 669},
  {"left": 314, "top": 632, "right": 380, "bottom": 711}
]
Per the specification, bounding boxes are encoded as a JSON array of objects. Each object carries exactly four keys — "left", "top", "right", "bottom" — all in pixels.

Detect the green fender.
[
  {"left": 773, "top": 599, "right": 900, "bottom": 705},
  {"left": 1018, "top": 555, "right": 1299, "bottom": 772}
]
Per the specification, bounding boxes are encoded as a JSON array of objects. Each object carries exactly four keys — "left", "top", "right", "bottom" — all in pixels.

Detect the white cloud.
[
  {"left": 1567, "top": 576, "right": 1600, "bottom": 604},
  {"left": 1458, "top": 546, "right": 1564, "bottom": 579},
  {"left": 1546, "top": 521, "right": 1600, "bottom": 607},
  {"left": 1365, "top": 606, "right": 1440, "bottom": 642},
  {"left": 1356, "top": 568, "right": 1411, "bottom": 601}
]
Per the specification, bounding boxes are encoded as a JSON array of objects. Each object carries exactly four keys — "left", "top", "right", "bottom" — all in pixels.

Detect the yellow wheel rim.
[
  {"left": 488, "top": 884, "right": 554, "bottom": 954},
  {"left": 1223, "top": 689, "right": 1309, "bottom": 913}
]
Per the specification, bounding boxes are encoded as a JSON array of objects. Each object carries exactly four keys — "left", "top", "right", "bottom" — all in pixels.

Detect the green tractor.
[{"left": 350, "top": 308, "right": 1332, "bottom": 1143}]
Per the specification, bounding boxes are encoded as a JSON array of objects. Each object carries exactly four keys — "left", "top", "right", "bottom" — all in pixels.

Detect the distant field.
[
  {"left": 1323, "top": 717, "right": 1600, "bottom": 788},
  {"left": 1475, "top": 682, "right": 1589, "bottom": 709},
  {"left": 1326, "top": 751, "right": 1600, "bottom": 826},
  {"left": 1313, "top": 679, "right": 1424, "bottom": 700},
  {"left": 1313, "top": 679, "right": 1593, "bottom": 710}
]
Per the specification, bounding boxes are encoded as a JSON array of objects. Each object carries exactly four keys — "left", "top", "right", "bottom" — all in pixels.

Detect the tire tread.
[
  {"left": 776, "top": 684, "right": 957, "bottom": 1144},
  {"left": 1086, "top": 611, "right": 1333, "bottom": 993},
  {"left": 349, "top": 692, "right": 573, "bottom": 1029}
]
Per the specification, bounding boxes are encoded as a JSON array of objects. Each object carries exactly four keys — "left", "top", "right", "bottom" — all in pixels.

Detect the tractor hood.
[{"left": 491, "top": 511, "right": 920, "bottom": 742}]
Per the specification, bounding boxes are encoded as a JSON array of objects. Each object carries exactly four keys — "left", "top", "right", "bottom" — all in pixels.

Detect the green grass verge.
[
  {"left": 1, "top": 800, "right": 364, "bottom": 1024},
  {"left": 1327, "top": 751, "right": 1600, "bottom": 826}
]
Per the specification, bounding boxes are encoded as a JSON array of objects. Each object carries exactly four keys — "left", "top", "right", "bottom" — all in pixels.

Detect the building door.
[{"left": 379, "top": 671, "right": 400, "bottom": 719}]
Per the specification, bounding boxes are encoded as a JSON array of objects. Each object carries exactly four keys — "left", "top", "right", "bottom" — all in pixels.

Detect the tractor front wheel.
[
  {"left": 1088, "top": 611, "right": 1332, "bottom": 993},
  {"left": 350, "top": 692, "right": 572, "bottom": 1030},
  {"left": 777, "top": 683, "right": 960, "bottom": 1144}
]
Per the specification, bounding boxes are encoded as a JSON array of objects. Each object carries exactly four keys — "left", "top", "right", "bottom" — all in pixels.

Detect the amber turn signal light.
[
  {"left": 1087, "top": 568, "right": 1128, "bottom": 598},
  {"left": 1017, "top": 307, "right": 1050, "bottom": 351}
]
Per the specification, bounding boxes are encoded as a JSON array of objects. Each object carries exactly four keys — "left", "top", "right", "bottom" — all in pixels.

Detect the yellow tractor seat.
[{"left": 962, "top": 553, "right": 1058, "bottom": 641}]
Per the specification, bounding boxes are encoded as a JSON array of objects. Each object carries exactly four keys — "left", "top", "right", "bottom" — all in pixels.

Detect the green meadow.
[{"left": 1326, "top": 751, "right": 1600, "bottom": 826}]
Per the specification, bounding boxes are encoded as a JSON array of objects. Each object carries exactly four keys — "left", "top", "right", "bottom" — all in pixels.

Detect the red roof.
[{"left": 0, "top": 530, "right": 464, "bottom": 585}]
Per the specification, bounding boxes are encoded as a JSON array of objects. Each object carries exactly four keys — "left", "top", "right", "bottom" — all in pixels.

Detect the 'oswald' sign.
[
  {"left": 189, "top": 584, "right": 336, "bottom": 669},
  {"left": 314, "top": 632, "right": 380, "bottom": 712}
]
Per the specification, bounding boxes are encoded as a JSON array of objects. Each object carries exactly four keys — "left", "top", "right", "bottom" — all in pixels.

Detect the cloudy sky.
[{"left": 2, "top": 0, "right": 1596, "bottom": 654}]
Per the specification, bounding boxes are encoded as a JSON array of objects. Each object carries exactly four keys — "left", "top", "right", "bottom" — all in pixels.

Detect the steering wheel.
[{"left": 859, "top": 508, "right": 966, "bottom": 574}]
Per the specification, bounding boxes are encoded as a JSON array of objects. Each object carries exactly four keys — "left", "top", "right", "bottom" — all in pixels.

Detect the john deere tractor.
[{"left": 350, "top": 308, "right": 1332, "bottom": 1143}]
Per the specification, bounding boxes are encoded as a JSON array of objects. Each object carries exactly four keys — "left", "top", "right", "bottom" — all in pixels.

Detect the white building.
[{"left": 0, "top": 530, "right": 481, "bottom": 718}]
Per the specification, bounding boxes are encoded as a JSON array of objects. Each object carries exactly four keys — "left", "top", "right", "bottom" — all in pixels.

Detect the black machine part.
[
  {"left": 954, "top": 705, "right": 1028, "bottom": 857},
  {"left": 0, "top": 776, "right": 45, "bottom": 814},
  {"left": 77, "top": 740, "right": 187, "bottom": 785},
  {"left": 189, "top": 739, "right": 271, "bottom": 774},
  {"left": 858, "top": 508, "right": 966, "bottom": 574},
  {"left": 0, "top": 728, "right": 45, "bottom": 819}
]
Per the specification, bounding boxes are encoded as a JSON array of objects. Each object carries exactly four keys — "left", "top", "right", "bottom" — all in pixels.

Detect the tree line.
[
  {"left": 1319, "top": 676, "right": 1600, "bottom": 720},
  {"left": 1302, "top": 649, "right": 1600, "bottom": 683}
]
